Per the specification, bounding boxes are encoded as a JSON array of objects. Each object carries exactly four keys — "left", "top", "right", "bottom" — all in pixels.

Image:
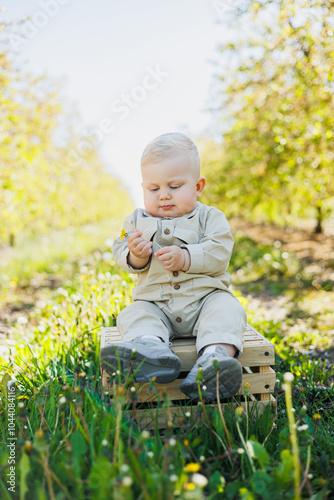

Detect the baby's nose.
[{"left": 159, "top": 189, "right": 172, "bottom": 199}]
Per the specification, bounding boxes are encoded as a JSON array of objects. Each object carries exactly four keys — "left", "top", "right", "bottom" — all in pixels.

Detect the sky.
[{"left": 2, "top": 0, "right": 231, "bottom": 207}]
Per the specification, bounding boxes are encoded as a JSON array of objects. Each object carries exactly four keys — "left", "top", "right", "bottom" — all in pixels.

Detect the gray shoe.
[
  {"left": 179, "top": 346, "right": 242, "bottom": 401},
  {"left": 100, "top": 337, "right": 182, "bottom": 384}
]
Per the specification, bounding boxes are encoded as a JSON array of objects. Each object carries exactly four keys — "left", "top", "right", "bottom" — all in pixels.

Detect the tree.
[
  {"left": 203, "top": 0, "right": 334, "bottom": 232},
  {"left": 0, "top": 12, "right": 133, "bottom": 246}
]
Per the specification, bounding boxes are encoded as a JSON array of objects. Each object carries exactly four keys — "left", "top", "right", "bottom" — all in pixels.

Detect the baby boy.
[{"left": 101, "top": 132, "right": 247, "bottom": 401}]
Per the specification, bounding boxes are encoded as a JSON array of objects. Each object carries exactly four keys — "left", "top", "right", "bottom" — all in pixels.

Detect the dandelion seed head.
[
  {"left": 122, "top": 476, "right": 133, "bottom": 487},
  {"left": 284, "top": 372, "right": 294, "bottom": 382},
  {"left": 141, "top": 430, "right": 150, "bottom": 440},
  {"left": 192, "top": 473, "right": 208, "bottom": 487}
]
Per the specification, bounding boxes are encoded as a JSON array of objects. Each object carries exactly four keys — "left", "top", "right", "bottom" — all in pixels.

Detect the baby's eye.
[
  {"left": 170, "top": 186, "right": 179, "bottom": 189},
  {"left": 151, "top": 188, "right": 159, "bottom": 191}
]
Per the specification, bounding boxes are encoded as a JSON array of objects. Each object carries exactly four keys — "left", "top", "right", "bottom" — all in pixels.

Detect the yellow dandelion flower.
[
  {"left": 313, "top": 413, "right": 321, "bottom": 421},
  {"left": 235, "top": 406, "right": 244, "bottom": 416},
  {"left": 184, "top": 439, "right": 189, "bottom": 446},
  {"left": 120, "top": 228, "right": 128, "bottom": 240},
  {"left": 184, "top": 463, "right": 200, "bottom": 473},
  {"left": 185, "top": 482, "right": 196, "bottom": 490}
]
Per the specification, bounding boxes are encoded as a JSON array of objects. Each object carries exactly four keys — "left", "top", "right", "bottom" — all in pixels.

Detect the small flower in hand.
[{"left": 120, "top": 228, "right": 128, "bottom": 240}]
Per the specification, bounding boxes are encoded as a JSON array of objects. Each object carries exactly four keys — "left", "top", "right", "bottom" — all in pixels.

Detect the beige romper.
[{"left": 112, "top": 201, "right": 247, "bottom": 357}]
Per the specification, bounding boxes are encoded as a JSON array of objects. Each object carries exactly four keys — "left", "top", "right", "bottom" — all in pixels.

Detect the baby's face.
[{"left": 141, "top": 155, "right": 206, "bottom": 218}]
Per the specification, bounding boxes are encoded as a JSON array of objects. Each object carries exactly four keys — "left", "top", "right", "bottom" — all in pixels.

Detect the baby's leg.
[
  {"left": 179, "top": 291, "right": 247, "bottom": 400},
  {"left": 100, "top": 301, "right": 181, "bottom": 383},
  {"left": 117, "top": 300, "right": 173, "bottom": 344},
  {"left": 194, "top": 291, "right": 247, "bottom": 358}
]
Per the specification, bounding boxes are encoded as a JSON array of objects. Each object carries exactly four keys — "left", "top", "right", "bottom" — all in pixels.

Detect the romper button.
[
  {"left": 164, "top": 228, "right": 170, "bottom": 235},
  {"left": 173, "top": 271, "right": 179, "bottom": 277},
  {"left": 174, "top": 284, "right": 180, "bottom": 290},
  {"left": 176, "top": 317, "right": 182, "bottom": 323}
]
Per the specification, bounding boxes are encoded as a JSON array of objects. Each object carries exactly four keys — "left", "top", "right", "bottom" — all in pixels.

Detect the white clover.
[
  {"left": 192, "top": 473, "right": 208, "bottom": 487},
  {"left": 37, "top": 325, "right": 46, "bottom": 333},
  {"left": 18, "top": 402, "right": 25, "bottom": 409},
  {"left": 237, "top": 448, "right": 245, "bottom": 454},
  {"left": 16, "top": 316, "right": 28, "bottom": 325},
  {"left": 105, "top": 238, "right": 113, "bottom": 248},
  {"left": 291, "top": 408, "right": 296, "bottom": 413},
  {"left": 302, "top": 405, "right": 307, "bottom": 411},
  {"left": 185, "top": 412, "right": 191, "bottom": 418},
  {"left": 102, "top": 252, "right": 112, "bottom": 262},
  {"left": 297, "top": 424, "right": 308, "bottom": 432},
  {"left": 169, "top": 438, "right": 177, "bottom": 446},
  {"left": 59, "top": 396, "right": 66, "bottom": 404},
  {"left": 199, "top": 455, "right": 205, "bottom": 462},
  {"left": 36, "top": 300, "right": 47, "bottom": 309},
  {"left": 57, "top": 287, "right": 68, "bottom": 297},
  {"left": 170, "top": 474, "right": 178, "bottom": 482},
  {"left": 120, "top": 464, "right": 129, "bottom": 473},
  {"left": 147, "top": 451, "right": 154, "bottom": 458},
  {"left": 202, "top": 385, "right": 207, "bottom": 391},
  {"left": 141, "top": 430, "right": 150, "bottom": 440},
  {"left": 102, "top": 439, "right": 108, "bottom": 446}
]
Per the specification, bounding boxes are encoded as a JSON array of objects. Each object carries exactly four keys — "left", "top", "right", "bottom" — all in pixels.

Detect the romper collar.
[{"left": 142, "top": 201, "right": 201, "bottom": 220}]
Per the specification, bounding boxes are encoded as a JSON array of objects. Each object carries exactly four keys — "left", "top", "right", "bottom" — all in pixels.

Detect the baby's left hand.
[{"left": 155, "top": 246, "right": 185, "bottom": 271}]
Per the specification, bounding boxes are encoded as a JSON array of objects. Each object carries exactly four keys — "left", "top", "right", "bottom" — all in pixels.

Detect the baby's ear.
[{"left": 196, "top": 176, "right": 206, "bottom": 195}]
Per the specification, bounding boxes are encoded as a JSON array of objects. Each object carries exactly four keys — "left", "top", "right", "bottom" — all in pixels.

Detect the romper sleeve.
[
  {"left": 180, "top": 208, "right": 234, "bottom": 276},
  {"left": 112, "top": 211, "right": 151, "bottom": 274}
]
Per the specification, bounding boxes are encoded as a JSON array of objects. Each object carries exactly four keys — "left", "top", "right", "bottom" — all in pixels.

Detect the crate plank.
[
  {"left": 102, "top": 367, "right": 276, "bottom": 402},
  {"left": 125, "top": 394, "right": 276, "bottom": 430},
  {"left": 100, "top": 325, "right": 275, "bottom": 367}
]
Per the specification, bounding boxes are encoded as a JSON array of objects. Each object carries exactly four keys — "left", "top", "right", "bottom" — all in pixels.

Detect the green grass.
[{"left": 0, "top": 225, "right": 333, "bottom": 499}]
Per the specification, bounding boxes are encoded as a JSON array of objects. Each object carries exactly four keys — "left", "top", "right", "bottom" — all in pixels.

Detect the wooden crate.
[{"left": 100, "top": 324, "right": 276, "bottom": 429}]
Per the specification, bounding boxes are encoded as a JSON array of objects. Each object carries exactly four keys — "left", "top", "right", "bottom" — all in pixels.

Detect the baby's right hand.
[{"left": 127, "top": 229, "right": 152, "bottom": 260}]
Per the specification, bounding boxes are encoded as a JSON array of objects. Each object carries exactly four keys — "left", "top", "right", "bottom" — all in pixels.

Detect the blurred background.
[{"left": 0, "top": 0, "right": 333, "bottom": 355}]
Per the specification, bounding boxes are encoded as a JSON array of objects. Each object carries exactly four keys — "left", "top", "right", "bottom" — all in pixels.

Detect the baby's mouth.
[{"left": 161, "top": 205, "right": 174, "bottom": 209}]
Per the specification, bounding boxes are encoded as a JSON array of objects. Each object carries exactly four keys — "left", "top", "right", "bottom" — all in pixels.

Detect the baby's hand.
[
  {"left": 127, "top": 229, "right": 152, "bottom": 260},
  {"left": 155, "top": 246, "right": 186, "bottom": 271}
]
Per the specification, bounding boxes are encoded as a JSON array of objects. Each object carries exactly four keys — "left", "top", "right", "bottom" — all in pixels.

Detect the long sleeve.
[
  {"left": 180, "top": 208, "right": 234, "bottom": 276},
  {"left": 112, "top": 211, "right": 151, "bottom": 274}
]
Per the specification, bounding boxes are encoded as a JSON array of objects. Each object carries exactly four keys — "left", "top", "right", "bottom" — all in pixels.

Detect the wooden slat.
[
  {"left": 100, "top": 325, "right": 275, "bottom": 367},
  {"left": 259, "top": 366, "right": 271, "bottom": 401},
  {"left": 127, "top": 394, "right": 276, "bottom": 430},
  {"left": 101, "top": 367, "right": 276, "bottom": 402}
]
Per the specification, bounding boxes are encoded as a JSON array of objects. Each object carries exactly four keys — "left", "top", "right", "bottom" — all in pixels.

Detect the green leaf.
[{"left": 246, "top": 440, "right": 270, "bottom": 467}]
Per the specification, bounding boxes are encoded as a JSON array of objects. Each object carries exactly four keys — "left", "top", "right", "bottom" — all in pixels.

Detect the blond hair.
[{"left": 141, "top": 132, "right": 200, "bottom": 176}]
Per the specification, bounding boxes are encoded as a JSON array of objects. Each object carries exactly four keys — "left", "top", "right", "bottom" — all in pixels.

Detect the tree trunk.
[
  {"left": 315, "top": 205, "right": 322, "bottom": 234},
  {"left": 9, "top": 233, "right": 15, "bottom": 247}
]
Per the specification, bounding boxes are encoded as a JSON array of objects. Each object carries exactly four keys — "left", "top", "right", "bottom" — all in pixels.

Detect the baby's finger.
[
  {"left": 155, "top": 246, "right": 170, "bottom": 256},
  {"left": 156, "top": 251, "right": 172, "bottom": 261},
  {"left": 128, "top": 230, "right": 142, "bottom": 242},
  {"left": 133, "top": 239, "right": 149, "bottom": 253}
]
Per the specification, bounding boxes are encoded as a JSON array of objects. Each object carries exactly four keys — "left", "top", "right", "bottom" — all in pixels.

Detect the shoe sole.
[
  {"left": 101, "top": 343, "right": 181, "bottom": 384},
  {"left": 180, "top": 357, "right": 242, "bottom": 401}
]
